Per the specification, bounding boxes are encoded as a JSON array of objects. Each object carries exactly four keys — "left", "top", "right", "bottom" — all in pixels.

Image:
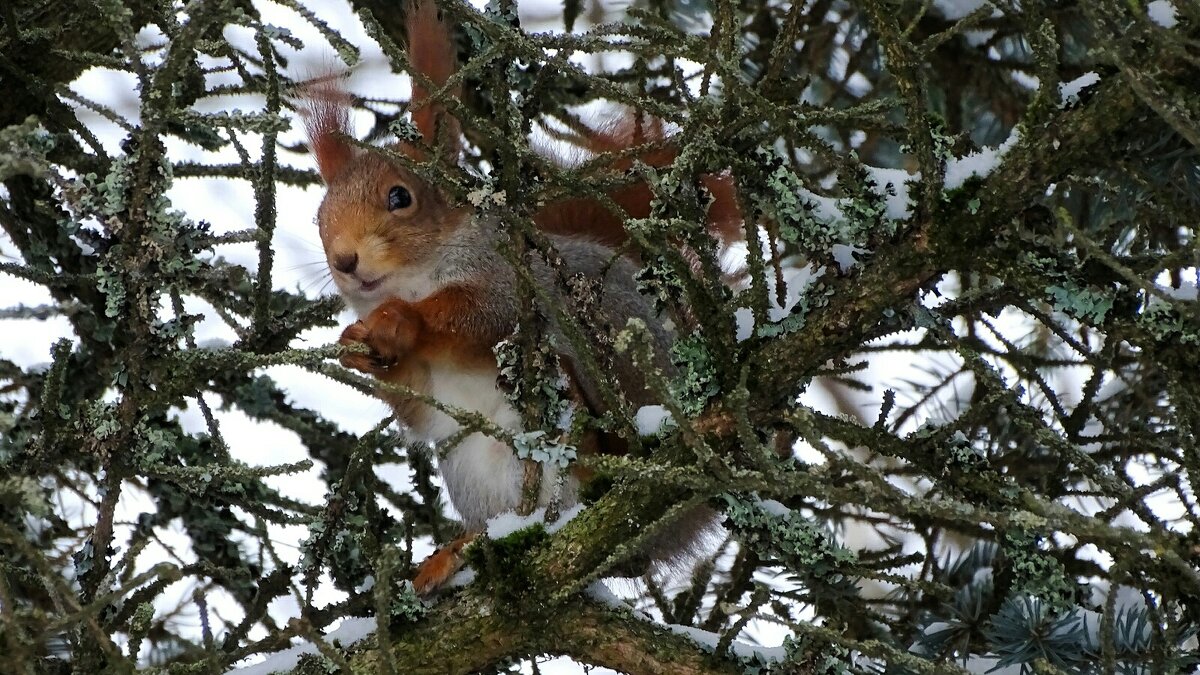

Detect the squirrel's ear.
[
  {"left": 406, "top": 0, "right": 463, "bottom": 156},
  {"left": 300, "top": 76, "right": 354, "bottom": 183}
]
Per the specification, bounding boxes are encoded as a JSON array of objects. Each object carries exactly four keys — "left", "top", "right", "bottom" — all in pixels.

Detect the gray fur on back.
[
  {"left": 426, "top": 214, "right": 715, "bottom": 570},
  {"left": 430, "top": 215, "right": 675, "bottom": 410}
]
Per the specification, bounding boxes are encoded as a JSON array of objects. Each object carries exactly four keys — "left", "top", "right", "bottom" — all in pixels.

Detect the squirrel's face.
[{"left": 316, "top": 149, "right": 469, "bottom": 314}]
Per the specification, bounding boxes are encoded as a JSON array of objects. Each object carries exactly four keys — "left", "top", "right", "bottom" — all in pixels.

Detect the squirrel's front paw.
[
  {"left": 338, "top": 321, "right": 383, "bottom": 374},
  {"left": 338, "top": 299, "right": 422, "bottom": 375}
]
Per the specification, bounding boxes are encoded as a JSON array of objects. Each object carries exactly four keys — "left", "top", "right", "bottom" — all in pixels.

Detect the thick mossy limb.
[{"left": 348, "top": 592, "right": 743, "bottom": 675}]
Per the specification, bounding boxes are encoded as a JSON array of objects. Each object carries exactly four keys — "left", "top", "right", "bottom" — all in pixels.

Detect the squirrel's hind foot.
[{"left": 412, "top": 532, "right": 476, "bottom": 595}]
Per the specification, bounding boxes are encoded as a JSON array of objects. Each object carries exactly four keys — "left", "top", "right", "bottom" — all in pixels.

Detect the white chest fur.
[
  {"left": 340, "top": 264, "right": 442, "bottom": 317},
  {"left": 341, "top": 253, "right": 576, "bottom": 531},
  {"left": 410, "top": 361, "right": 578, "bottom": 531}
]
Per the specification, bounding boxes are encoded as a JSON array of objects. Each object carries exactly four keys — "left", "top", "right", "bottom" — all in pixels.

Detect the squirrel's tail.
[
  {"left": 406, "top": 0, "right": 462, "bottom": 156},
  {"left": 405, "top": 0, "right": 743, "bottom": 247},
  {"left": 533, "top": 114, "right": 744, "bottom": 248},
  {"left": 301, "top": 0, "right": 460, "bottom": 180}
]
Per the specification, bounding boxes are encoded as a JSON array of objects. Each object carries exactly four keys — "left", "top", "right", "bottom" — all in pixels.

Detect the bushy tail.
[
  {"left": 533, "top": 114, "right": 744, "bottom": 248},
  {"left": 406, "top": 0, "right": 462, "bottom": 155}
]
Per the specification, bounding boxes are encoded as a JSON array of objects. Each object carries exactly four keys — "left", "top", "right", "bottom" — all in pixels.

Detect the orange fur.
[
  {"left": 338, "top": 286, "right": 500, "bottom": 429},
  {"left": 339, "top": 287, "right": 496, "bottom": 369},
  {"left": 412, "top": 532, "right": 475, "bottom": 594},
  {"left": 406, "top": 0, "right": 462, "bottom": 154},
  {"left": 534, "top": 116, "right": 744, "bottom": 247}
]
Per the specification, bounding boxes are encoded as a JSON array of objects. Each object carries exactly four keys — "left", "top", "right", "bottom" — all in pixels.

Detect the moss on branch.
[{"left": 348, "top": 593, "right": 744, "bottom": 675}]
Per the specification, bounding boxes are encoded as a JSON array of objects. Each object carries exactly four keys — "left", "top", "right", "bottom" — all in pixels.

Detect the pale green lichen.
[
  {"left": 1045, "top": 282, "right": 1113, "bottom": 324},
  {"left": 0, "top": 476, "right": 51, "bottom": 519},
  {"left": 388, "top": 580, "right": 428, "bottom": 622},
  {"left": 0, "top": 117, "right": 55, "bottom": 181},
  {"left": 669, "top": 333, "right": 719, "bottom": 416},
  {"left": 1138, "top": 300, "right": 1200, "bottom": 346},
  {"left": 513, "top": 430, "right": 577, "bottom": 469},
  {"left": 1002, "top": 529, "right": 1076, "bottom": 612},
  {"left": 722, "top": 494, "right": 857, "bottom": 580}
]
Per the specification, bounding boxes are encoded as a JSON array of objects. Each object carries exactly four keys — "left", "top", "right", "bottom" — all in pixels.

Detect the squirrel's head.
[
  {"left": 311, "top": 143, "right": 469, "bottom": 312},
  {"left": 302, "top": 1, "right": 466, "bottom": 313}
]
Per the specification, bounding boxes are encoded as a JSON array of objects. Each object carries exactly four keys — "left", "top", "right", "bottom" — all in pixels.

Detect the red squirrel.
[{"left": 304, "top": 1, "right": 739, "bottom": 593}]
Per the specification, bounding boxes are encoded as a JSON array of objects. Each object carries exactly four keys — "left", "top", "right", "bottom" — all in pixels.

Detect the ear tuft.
[{"left": 300, "top": 74, "right": 354, "bottom": 183}]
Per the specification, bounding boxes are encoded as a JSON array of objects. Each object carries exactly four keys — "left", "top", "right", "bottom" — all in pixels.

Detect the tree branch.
[
  {"left": 351, "top": 593, "right": 744, "bottom": 674},
  {"left": 749, "top": 78, "right": 1143, "bottom": 403}
]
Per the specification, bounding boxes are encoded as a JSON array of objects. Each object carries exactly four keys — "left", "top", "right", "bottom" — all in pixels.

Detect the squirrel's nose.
[{"left": 332, "top": 252, "right": 358, "bottom": 275}]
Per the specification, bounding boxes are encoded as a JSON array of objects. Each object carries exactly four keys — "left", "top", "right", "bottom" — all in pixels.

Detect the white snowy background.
[{"left": 0, "top": 0, "right": 1189, "bottom": 673}]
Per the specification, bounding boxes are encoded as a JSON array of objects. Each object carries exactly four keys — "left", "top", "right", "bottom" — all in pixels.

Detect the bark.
[
  {"left": 0, "top": 1, "right": 157, "bottom": 135},
  {"left": 350, "top": 594, "right": 743, "bottom": 674}
]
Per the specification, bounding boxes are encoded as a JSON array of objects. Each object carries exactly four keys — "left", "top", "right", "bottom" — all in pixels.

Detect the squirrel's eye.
[{"left": 388, "top": 185, "right": 413, "bottom": 211}]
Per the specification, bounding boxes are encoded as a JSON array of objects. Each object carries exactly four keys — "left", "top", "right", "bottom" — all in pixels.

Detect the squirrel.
[{"left": 303, "top": 0, "right": 740, "bottom": 594}]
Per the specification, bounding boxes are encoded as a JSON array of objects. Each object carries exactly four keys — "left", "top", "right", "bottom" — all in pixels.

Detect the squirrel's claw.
[
  {"left": 338, "top": 321, "right": 391, "bottom": 374},
  {"left": 337, "top": 300, "right": 422, "bottom": 376},
  {"left": 338, "top": 303, "right": 421, "bottom": 375},
  {"left": 362, "top": 301, "right": 420, "bottom": 364}
]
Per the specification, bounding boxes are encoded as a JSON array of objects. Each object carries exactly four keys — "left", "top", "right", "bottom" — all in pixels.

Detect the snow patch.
[
  {"left": 964, "top": 656, "right": 1023, "bottom": 674},
  {"left": 447, "top": 567, "right": 476, "bottom": 588},
  {"left": 733, "top": 264, "right": 822, "bottom": 341},
  {"left": 665, "top": 623, "right": 787, "bottom": 662},
  {"left": 964, "top": 29, "right": 995, "bottom": 47},
  {"left": 485, "top": 502, "right": 585, "bottom": 539},
  {"left": 1147, "top": 1, "right": 1178, "bottom": 28},
  {"left": 586, "top": 580, "right": 626, "bottom": 609},
  {"left": 586, "top": 580, "right": 657, "bottom": 621},
  {"left": 1159, "top": 281, "right": 1197, "bottom": 301},
  {"left": 587, "top": 580, "right": 786, "bottom": 661},
  {"left": 865, "top": 166, "right": 918, "bottom": 221},
  {"left": 755, "top": 498, "right": 791, "bottom": 517},
  {"left": 802, "top": 191, "right": 845, "bottom": 224},
  {"left": 932, "top": 0, "right": 988, "bottom": 20},
  {"left": 734, "top": 307, "right": 756, "bottom": 342},
  {"left": 635, "top": 405, "right": 675, "bottom": 435},
  {"left": 224, "top": 616, "right": 377, "bottom": 675},
  {"left": 944, "top": 127, "right": 1022, "bottom": 190},
  {"left": 831, "top": 244, "right": 861, "bottom": 272},
  {"left": 1059, "top": 72, "right": 1100, "bottom": 107}
]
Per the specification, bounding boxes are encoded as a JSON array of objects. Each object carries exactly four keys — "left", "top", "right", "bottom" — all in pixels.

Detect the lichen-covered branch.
[
  {"left": 348, "top": 593, "right": 744, "bottom": 675},
  {"left": 2, "top": 0, "right": 1198, "bottom": 673}
]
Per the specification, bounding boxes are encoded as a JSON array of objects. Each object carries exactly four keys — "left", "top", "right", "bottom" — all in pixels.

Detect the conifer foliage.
[{"left": 1, "top": 0, "right": 1198, "bottom": 673}]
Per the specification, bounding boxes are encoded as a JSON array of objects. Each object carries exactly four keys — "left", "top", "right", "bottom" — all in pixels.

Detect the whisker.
[
  {"left": 276, "top": 229, "right": 325, "bottom": 252},
  {"left": 297, "top": 268, "right": 333, "bottom": 295},
  {"left": 285, "top": 260, "right": 331, "bottom": 272}
]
